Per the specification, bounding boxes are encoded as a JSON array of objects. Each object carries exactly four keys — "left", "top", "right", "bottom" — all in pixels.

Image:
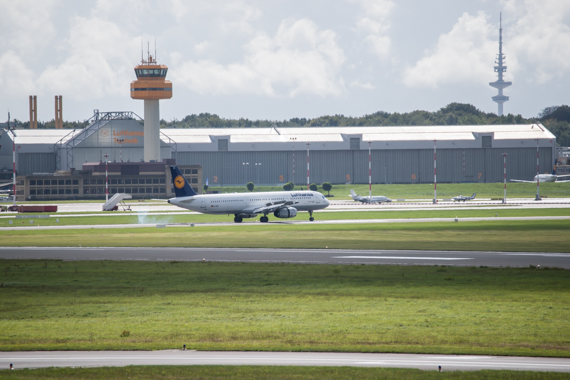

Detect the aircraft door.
[{"left": 200, "top": 200, "right": 206, "bottom": 209}]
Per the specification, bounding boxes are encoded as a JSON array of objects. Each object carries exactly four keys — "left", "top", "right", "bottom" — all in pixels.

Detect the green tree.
[
  {"left": 322, "top": 182, "right": 332, "bottom": 196},
  {"left": 203, "top": 183, "right": 208, "bottom": 192},
  {"left": 246, "top": 182, "right": 254, "bottom": 192},
  {"left": 283, "top": 182, "right": 293, "bottom": 191},
  {"left": 309, "top": 183, "right": 317, "bottom": 191}
]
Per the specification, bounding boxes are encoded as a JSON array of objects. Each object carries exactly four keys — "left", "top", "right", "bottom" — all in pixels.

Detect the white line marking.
[{"left": 332, "top": 256, "right": 473, "bottom": 260}]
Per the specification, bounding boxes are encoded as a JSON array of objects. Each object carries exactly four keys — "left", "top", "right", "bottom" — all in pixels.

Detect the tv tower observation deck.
[
  {"left": 130, "top": 53, "right": 172, "bottom": 162},
  {"left": 489, "top": 14, "right": 511, "bottom": 117}
]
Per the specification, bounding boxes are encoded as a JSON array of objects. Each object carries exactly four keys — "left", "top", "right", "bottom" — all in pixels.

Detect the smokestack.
[
  {"left": 55, "top": 95, "right": 63, "bottom": 129},
  {"left": 29, "top": 95, "right": 37, "bottom": 129}
]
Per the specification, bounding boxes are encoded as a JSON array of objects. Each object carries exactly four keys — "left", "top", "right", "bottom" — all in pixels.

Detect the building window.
[
  {"left": 73, "top": 189, "right": 78, "bottom": 194},
  {"left": 132, "top": 188, "right": 138, "bottom": 193},
  {"left": 65, "top": 189, "right": 71, "bottom": 194},
  {"left": 58, "top": 180, "right": 64, "bottom": 185},
  {"left": 482, "top": 136, "right": 492, "bottom": 148},
  {"left": 37, "top": 180, "right": 43, "bottom": 186},
  {"left": 97, "top": 179, "right": 104, "bottom": 185},
  {"left": 83, "top": 179, "right": 89, "bottom": 185},
  {"left": 191, "top": 178, "right": 198, "bottom": 184},
  {"left": 44, "top": 189, "right": 51, "bottom": 195},
  {"left": 72, "top": 180, "right": 78, "bottom": 185},
  {"left": 218, "top": 139, "right": 228, "bottom": 151},
  {"left": 192, "top": 169, "right": 198, "bottom": 175},
  {"left": 65, "top": 180, "right": 71, "bottom": 185},
  {"left": 146, "top": 178, "right": 152, "bottom": 184},
  {"left": 30, "top": 189, "right": 36, "bottom": 195},
  {"left": 125, "top": 179, "right": 131, "bottom": 184},
  {"left": 51, "top": 180, "right": 58, "bottom": 185},
  {"left": 119, "top": 179, "right": 125, "bottom": 184},
  {"left": 153, "top": 188, "right": 159, "bottom": 193},
  {"left": 132, "top": 179, "right": 138, "bottom": 184},
  {"left": 37, "top": 189, "right": 43, "bottom": 195},
  {"left": 153, "top": 178, "right": 159, "bottom": 184},
  {"left": 111, "top": 179, "right": 117, "bottom": 184},
  {"left": 159, "top": 178, "right": 165, "bottom": 184},
  {"left": 59, "top": 189, "right": 64, "bottom": 194},
  {"left": 30, "top": 180, "right": 36, "bottom": 186}
]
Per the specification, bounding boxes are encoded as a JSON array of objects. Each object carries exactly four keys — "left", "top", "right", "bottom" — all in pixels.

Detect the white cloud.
[
  {"left": 402, "top": 11, "right": 496, "bottom": 88},
  {"left": 0, "top": 51, "right": 36, "bottom": 95},
  {"left": 351, "top": 0, "right": 395, "bottom": 58},
  {"left": 503, "top": 0, "right": 570, "bottom": 84},
  {"left": 349, "top": 81, "right": 375, "bottom": 90},
  {"left": 173, "top": 18, "right": 346, "bottom": 97},
  {"left": 36, "top": 13, "right": 136, "bottom": 100}
]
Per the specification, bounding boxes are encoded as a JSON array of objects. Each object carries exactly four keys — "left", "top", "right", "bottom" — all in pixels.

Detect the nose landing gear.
[{"left": 309, "top": 210, "right": 314, "bottom": 222}]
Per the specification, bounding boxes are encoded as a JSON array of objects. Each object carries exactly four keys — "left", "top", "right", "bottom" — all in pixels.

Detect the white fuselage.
[
  {"left": 169, "top": 190, "right": 329, "bottom": 216},
  {"left": 534, "top": 174, "right": 557, "bottom": 183}
]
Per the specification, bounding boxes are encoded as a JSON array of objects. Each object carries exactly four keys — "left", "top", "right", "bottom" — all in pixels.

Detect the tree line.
[{"left": 8, "top": 103, "right": 570, "bottom": 146}]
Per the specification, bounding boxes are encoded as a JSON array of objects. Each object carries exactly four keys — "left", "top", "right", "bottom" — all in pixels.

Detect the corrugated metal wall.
[
  {"left": 19, "top": 153, "right": 56, "bottom": 176},
  {"left": 175, "top": 147, "right": 553, "bottom": 186}
]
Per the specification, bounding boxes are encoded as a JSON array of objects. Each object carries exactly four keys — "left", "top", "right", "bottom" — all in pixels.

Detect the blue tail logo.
[{"left": 170, "top": 166, "right": 198, "bottom": 197}]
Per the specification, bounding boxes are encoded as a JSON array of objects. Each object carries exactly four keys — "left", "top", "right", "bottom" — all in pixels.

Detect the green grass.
[
  {"left": 1, "top": 366, "right": 568, "bottom": 379},
  {"left": 204, "top": 182, "right": 570, "bottom": 200},
  {"left": 1, "top": 261, "right": 570, "bottom": 357},
  {"left": 1, "top": 220, "right": 569, "bottom": 252}
]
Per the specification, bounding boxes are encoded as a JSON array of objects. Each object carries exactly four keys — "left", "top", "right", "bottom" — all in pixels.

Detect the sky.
[{"left": 1, "top": 0, "right": 569, "bottom": 123}]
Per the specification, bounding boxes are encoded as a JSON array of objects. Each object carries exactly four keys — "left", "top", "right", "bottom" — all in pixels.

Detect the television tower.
[
  {"left": 130, "top": 42, "right": 172, "bottom": 162},
  {"left": 489, "top": 13, "right": 511, "bottom": 116}
]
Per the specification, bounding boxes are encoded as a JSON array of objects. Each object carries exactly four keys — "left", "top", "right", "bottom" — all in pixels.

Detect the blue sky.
[{"left": 1, "top": 0, "right": 569, "bottom": 122}]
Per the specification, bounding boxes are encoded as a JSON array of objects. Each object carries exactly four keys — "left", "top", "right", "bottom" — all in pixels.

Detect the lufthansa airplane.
[
  {"left": 511, "top": 169, "right": 570, "bottom": 183},
  {"left": 168, "top": 166, "right": 330, "bottom": 223}
]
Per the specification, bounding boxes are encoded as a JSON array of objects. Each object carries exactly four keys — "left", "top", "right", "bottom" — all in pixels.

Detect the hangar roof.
[{"left": 5, "top": 123, "right": 555, "bottom": 146}]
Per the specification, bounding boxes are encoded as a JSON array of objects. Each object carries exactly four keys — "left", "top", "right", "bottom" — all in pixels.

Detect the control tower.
[
  {"left": 489, "top": 13, "right": 511, "bottom": 116},
  {"left": 130, "top": 51, "right": 172, "bottom": 162}
]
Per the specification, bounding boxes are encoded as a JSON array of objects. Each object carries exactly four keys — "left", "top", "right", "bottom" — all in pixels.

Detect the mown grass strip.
[
  {"left": 1, "top": 365, "right": 568, "bottom": 379},
  {"left": 1, "top": 261, "right": 569, "bottom": 356},
  {"left": 1, "top": 220, "right": 569, "bottom": 252}
]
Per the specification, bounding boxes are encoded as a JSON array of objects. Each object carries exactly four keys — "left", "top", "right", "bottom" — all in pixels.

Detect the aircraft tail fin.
[
  {"left": 170, "top": 166, "right": 198, "bottom": 197},
  {"left": 350, "top": 189, "right": 357, "bottom": 198},
  {"left": 471, "top": 193, "right": 476, "bottom": 199}
]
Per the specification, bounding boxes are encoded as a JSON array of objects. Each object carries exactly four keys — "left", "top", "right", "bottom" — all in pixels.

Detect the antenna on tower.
[
  {"left": 147, "top": 41, "right": 150, "bottom": 63},
  {"left": 489, "top": 12, "right": 512, "bottom": 116}
]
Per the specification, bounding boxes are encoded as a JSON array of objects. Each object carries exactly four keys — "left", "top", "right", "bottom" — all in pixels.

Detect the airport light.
[
  {"left": 104, "top": 153, "right": 109, "bottom": 202},
  {"left": 535, "top": 138, "right": 541, "bottom": 200},
  {"left": 433, "top": 140, "right": 437, "bottom": 204},
  {"left": 306, "top": 143, "right": 310, "bottom": 190},
  {"left": 368, "top": 141, "right": 372, "bottom": 203},
  {"left": 502, "top": 153, "right": 508, "bottom": 204}
]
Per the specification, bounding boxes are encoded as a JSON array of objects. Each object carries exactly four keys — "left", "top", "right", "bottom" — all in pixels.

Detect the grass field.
[
  {"left": 1, "top": 366, "right": 569, "bottom": 379},
  {"left": 1, "top": 182, "right": 569, "bottom": 204},
  {"left": 1, "top": 208, "right": 570, "bottom": 228},
  {"left": 1, "top": 220, "right": 569, "bottom": 252},
  {"left": 1, "top": 260, "right": 569, "bottom": 357}
]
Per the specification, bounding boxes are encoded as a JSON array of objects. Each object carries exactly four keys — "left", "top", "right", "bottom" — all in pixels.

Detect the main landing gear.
[
  {"left": 234, "top": 215, "right": 243, "bottom": 223},
  {"left": 260, "top": 216, "right": 269, "bottom": 223},
  {"left": 309, "top": 210, "right": 314, "bottom": 222}
]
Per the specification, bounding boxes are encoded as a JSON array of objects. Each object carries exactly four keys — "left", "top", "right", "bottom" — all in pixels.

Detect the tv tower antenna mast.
[{"left": 489, "top": 13, "right": 512, "bottom": 116}]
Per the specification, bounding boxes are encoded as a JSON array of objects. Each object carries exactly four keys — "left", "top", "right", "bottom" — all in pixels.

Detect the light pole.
[
  {"left": 104, "top": 153, "right": 109, "bottom": 202},
  {"left": 534, "top": 139, "right": 542, "bottom": 201},
  {"left": 368, "top": 141, "right": 372, "bottom": 203},
  {"left": 5, "top": 113, "right": 16, "bottom": 206},
  {"left": 306, "top": 142, "right": 310, "bottom": 190},
  {"left": 242, "top": 162, "right": 249, "bottom": 184},
  {"left": 502, "top": 153, "right": 508, "bottom": 204},
  {"left": 433, "top": 140, "right": 437, "bottom": 204},
  {"left": 255, "top": 162, "right": 261, "bottom": 185}
]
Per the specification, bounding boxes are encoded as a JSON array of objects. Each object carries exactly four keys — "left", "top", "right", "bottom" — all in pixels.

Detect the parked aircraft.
[
  {"left": 167, "top": 166, "right": 330, "bottom": 223},
  {"left": 349, "top": 189, "right": 391, "bottom": 204},
  {"left": 511, "top": 168, "right": 570, "bottom": 183},
  {"left": 452, "top": 193, "right": 476, "bottom": 202}
]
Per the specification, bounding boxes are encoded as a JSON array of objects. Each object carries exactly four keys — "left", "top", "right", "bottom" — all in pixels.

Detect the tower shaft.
[
  {"left": 489, "top": 13, "right": 511, "bottom": 116},
  {"left": 144, "top": 99, "right": 161, "bottom": 162}
]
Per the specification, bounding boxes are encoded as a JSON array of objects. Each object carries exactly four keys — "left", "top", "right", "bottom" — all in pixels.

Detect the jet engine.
[{"left": 274, "top": 207, "right": 298, "bottom": 218}]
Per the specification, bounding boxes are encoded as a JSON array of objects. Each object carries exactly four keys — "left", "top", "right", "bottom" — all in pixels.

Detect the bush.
[
  {"left": 283, "top": 182, "right": 294, "bottom": 191},
  {"left": 203, "top": 184, "right": 208, "bottom": 192},
  {"left": 322, "top": 182, "right": 332, "bottom": 196},
  {"left": 309, "top": 183, "right": 318, "bottom": 191},
  {"left": 246, "top": 182, "right": 255, "bottom": 192}
]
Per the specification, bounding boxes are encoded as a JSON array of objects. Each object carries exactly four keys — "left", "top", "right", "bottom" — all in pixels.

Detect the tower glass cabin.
[{"left": 130, "top": 55, "right": 172, "bottom": 162}]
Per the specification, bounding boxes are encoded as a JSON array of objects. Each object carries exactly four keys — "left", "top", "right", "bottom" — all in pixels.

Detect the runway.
[
  {"left": 2, "top": 351, "right": 570, "bottom": 372},
  {"left": 1, "top": 247, "right": 568, "bottom": 268}
]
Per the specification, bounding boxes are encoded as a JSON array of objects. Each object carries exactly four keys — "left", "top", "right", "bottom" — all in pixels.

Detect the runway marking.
[
  {"left": 503, "top": 253, "right": 570, "bottom": 257},
  {"left": 332, "top": 256, "right": 473, "bottom": 260}
]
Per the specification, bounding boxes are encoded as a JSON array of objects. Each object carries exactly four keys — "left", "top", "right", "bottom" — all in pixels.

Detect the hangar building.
[{"left": 0, "top": 110, "right": 557, "bottom": 200}]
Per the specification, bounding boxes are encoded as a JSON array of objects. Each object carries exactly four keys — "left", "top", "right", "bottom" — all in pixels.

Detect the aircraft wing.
[
  {"left": 510, "top": 179, "right": 535, "bottom": 183},
  {"left": 252, "top": 201, "right": 298, "bottom": 214},
  {"left": 556, "top": 179, "right": 570, "bottom": 183},
  {"left": 556, "top": 174, "right": 570, "bottom": 179}
]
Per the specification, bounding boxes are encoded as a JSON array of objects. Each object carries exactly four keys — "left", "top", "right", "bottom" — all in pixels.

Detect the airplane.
[
  {"left": 167, "top": 166, "right": 330, "bottom": 223},
  {"left": 349, "top": 189, "right": 391, "bottom": 204},
  {"left": 510, "top": 168, "right": 570, "bottom": 183},
  {"left": 452, "top": 193, "right": 476, "bottom": 202}
]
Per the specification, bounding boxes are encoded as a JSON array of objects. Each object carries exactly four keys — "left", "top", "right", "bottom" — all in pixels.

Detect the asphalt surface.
[
  {"left": 2, "top": 351, "right": 570, "bottom": 372},
  {"left": 1, "top": 247, "right": 569, "bottom": 268}
]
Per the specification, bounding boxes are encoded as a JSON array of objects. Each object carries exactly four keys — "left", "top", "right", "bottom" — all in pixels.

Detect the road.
[
  {"left": 2, "top": 351, "right": 570, "bottom": 372},
  {"left": 1, "top": 247, "right": 568, "bottom": 268}
]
